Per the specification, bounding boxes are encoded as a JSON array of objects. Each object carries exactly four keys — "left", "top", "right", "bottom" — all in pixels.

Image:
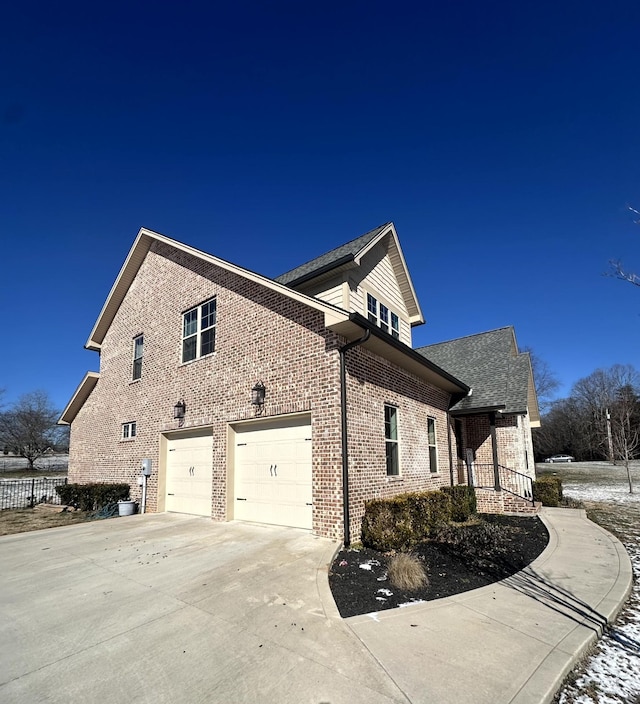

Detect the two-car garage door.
[
  {"left": 233, "top": 416, "right": 312, "bottom": 530},
  {"left": 164, "top": 415, "right": 312, "bottom": 530}
]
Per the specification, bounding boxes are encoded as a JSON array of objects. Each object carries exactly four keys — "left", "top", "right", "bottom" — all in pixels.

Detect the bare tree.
[
  {"left": 608, "top": 205, "right": 640, "bottom": 287},
  {"left": 535, "top": 364, "right": 640, "bottom": 464},
  {"left": 609, "top": 385, "right": 640, "bottom": 493},
  {"left": 0, "top": 391, "right": 63, "bottom": 469}
]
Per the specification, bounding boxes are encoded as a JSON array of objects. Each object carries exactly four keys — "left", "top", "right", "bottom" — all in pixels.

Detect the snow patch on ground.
[
  {"left": 359, "top": 559, "right": 381, "bottom": 571},
  {"left": 556, "top": 479, "right": 640, "bottom": 703},
  {"left": 563, "top": 484, "right": 640, "bottom": 505}
]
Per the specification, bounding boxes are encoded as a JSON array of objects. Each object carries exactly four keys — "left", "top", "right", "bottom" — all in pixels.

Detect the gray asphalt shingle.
[
  {"left": 276, "top": 223, "right": 390, "bottom": 286},
  {"left": 417, "top": 327, "right": 531, "bottom": 414}
]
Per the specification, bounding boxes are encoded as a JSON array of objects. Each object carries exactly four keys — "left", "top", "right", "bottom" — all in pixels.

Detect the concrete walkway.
[
  {"left": 0, "top": 508, "right": 632, "bottom": 703},
  {"left": 348, "top": 508, "right": 633, "bottom": 704}
]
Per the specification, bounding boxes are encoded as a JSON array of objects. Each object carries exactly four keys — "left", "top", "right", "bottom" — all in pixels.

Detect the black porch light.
[
  {"left": 251, "top": 382, "right": 266, "bottom": 406},
  {"left": 173, "top": 400, "right": 186, "bottom": 419}
]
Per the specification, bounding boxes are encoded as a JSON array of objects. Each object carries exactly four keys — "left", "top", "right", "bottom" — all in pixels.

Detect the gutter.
[{"left": 339, "top": 327, "right": 371, "bottom": 548}]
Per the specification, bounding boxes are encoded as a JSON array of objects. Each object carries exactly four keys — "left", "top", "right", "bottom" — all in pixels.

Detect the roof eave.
[
  {"left": 58, "top": 372, "right": 100, "bottom": 425},
  {"left": 354, "top": 223, "right": 425, "bottom": 325},
  {"left": 85, "top": 227, "right": 351, "bottom": 350},
  {"left": 328, "top": 313, "right": 469, "bottom": 394}
]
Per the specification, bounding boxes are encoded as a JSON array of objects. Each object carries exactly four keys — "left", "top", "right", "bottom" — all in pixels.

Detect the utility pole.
[{"left": 605, "top": 408, "right": 614, "bottom": 464}]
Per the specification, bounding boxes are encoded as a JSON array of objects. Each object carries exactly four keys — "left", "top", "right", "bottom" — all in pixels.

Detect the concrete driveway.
[
  {"left": 0, "top": 514, "right": 406, "bottom": 704},
  {"left": 1, "top": 509, "right": 632, "bottom": 704}
]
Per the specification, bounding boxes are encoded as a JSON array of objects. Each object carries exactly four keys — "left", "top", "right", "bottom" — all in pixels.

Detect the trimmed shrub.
[
  {"left": 361, "top": 496, "right": 414, "bottom": 551},
  {"left": 388, "top": 553, "right": 429, "bottom": 591},
  {"left": 406, "top": 490, "right": 451, "bottom": 539},
  {"left": 56, "top": 482, "right": 130, "bottom": 511},
  {"left": 532, "top": 475, "right": 563, "bottom": 507},
  {"left": 440, "top": 485, "right": 477, "bottom": 522},
  {"left": 361, "top": 489, "right": 455, "bottom": 551}
]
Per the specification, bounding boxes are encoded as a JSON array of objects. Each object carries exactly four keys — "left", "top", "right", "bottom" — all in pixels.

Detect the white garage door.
[
  {"left": 166, "top": 431, "right": 213, "bottom": 517},
  {"left": 233, "top": 416, "right": 312, "bottom": 529}
]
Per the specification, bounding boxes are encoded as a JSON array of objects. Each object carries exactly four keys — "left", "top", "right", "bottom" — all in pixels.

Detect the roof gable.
[
  {"left": 276, "top": 223, "right": 424, "bottom": 325},
  {"left": 85, "top": 228, "right": 350, "bottom": 351},
  {"left": 417, "top": 327, "right": 540, "bottom": 423}
]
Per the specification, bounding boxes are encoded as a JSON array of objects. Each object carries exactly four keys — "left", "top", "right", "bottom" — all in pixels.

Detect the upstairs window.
[
  {"left": 132, "top": 335, "right": 143, "bottom": 380},
  {"left": 427, "top": 417, "right": 438, "bottom": 473},
  {"left": 385, "top": 404, "right": 399, "bottom": 476},
  {"left": 367, "top": 293, "right": 400, "bottom": 340},
  {"left": 182, "top": 298, "right": 217, "bottom": 363}
]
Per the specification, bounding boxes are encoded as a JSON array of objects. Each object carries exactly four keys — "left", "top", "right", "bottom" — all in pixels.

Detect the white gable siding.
[
  {"left": 357, "top": 245, "right": 412, "bottom": 346},
  {"left": 296, "top": 275, "right": 345, "bottom": 308},
  {"left": 360, "top": 246, "right": 408, "bottom": 317}
]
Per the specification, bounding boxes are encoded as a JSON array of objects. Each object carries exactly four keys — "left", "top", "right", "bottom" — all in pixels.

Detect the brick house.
[{"left": 59, "top": 223, "right": 539, "bottom": 542}]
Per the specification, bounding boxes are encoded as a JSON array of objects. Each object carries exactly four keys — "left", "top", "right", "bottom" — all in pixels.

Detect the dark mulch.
[{"left": 329, "top": 515, "right": 549, "bottom": 618}]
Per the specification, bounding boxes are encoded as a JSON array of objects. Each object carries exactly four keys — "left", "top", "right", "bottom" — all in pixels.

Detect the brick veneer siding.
[
  {"left": 343, "top": 345, "right": 453, "bottom": 543},
  {"left": 495, "top": 414, "right": 536, "bottom": 478},
  {"left": 69, "top": 241, "right": 344, "bottom": 538},
  {"left": 68, "top": 240, "right": 460, "bottom": 541}
]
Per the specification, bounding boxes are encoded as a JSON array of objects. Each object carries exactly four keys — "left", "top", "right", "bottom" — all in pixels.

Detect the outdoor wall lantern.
[
  {"left": 173, "top": 400, "right": 186, "bottom": 420},
  {"left": 251, "top": 382, "right": 266, "bottom": 407}
]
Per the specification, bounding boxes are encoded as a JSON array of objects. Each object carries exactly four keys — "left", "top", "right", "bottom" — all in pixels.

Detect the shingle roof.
[
  {"left": 276, "top": 223, "right": 390, "bottom": 286},
  {"left": 416, "top": 327, "right": 532, "bottom": 414}
]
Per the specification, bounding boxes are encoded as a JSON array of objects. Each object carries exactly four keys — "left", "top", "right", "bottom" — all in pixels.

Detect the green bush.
[
  {"left": 532, "top": 475, "right": 563, "bottom": 507},
  {"left": 55, "top": 482, "right": 131, "bottom": 511},
  {"left": 440, "top": 485, "right": 477, "bottom": 521},
  {"left": 361, "top": 489, "right": 460, "bottom": 551}
]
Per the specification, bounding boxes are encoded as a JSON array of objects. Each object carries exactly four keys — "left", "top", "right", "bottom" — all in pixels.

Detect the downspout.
[{"left": 339, "top": 328, "right": 371, "bottom": 548}]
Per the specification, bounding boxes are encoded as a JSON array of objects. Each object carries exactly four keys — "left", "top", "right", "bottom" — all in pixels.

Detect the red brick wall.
[
  {"left": 69, "top": 241, "right": 345, "bottom": 536},
  {"left": 68, "top": 240, "right": 460, "bottom": 541},
  {"left": 343, "top": 345, "right": 453, "bottom": 542}
]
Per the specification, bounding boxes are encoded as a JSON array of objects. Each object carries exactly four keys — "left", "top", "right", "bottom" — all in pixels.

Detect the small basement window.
[{"left": 122, "top": 421, "right": 137, "bottom": 439}]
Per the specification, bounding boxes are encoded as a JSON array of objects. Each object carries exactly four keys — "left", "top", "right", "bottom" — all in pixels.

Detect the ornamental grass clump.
[{"left": 387, "top": 552, "right": 429, "bottom": 591}]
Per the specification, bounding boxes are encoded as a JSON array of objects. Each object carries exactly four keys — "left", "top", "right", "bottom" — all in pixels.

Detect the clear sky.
[{"left": 1, "top": 0, "right": 639, "bottom": 413}]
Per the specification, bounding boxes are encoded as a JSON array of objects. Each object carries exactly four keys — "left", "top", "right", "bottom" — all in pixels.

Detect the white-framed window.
[
  {"left": 132, "top": 335, "right": 143, "bottom": 380},
  {"left": 385, "top": 404, "right": 399, "bottom": 476},
  {"left": 122, "top": 421, "right": 137, "bottom": 439},
  {"left": 182, "top": 297, "right": 216, "bottom": 363},
  {"left": 367, "top": 293, "right": 400, "bottom": 340},
  {"left": 367, "top": 293, "right": 377, "bottom": 324},
  {"left": 390, "top": 312, "right": 400, "bottom": 339},
  {"left": 427, "top": 417, "right": 438, "bottom": 473}
]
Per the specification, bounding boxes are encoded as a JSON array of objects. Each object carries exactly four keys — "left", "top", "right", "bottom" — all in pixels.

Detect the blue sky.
[{"left": 1, "top": 0, "right": 639, "bottom": 413}]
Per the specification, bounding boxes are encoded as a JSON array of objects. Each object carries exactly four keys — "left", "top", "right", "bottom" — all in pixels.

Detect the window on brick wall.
[
  {"left": 182, "top": 297, "right": 216, "bottom": 363},
  {"left": 427, "top": 417, "right": 438, "bottom": 473},
  {"left": 132, "top": 335, "right": 143, "bottom": 380},
  {"left": 454, "top": 418, "right": 464, "bottom": 460},
  {"left": 385, "top": 404, "right": 399, "bottom": 475},
  {"left": 367, "top": 293, "right": 400, "bottom": 340},
  {"left": 122, "top": 421, "right": 137, "bottom": 439}
]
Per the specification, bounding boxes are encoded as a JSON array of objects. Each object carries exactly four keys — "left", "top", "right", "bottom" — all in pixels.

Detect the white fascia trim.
[
  {"left": 352, "top": 223, "right": 424, "bottom": 325},
  {"left": 85, "top": 227, "right": 350, "bottom": 350},
  {"left": 58, "top": 371, "right": 100, "bottom": 425}
]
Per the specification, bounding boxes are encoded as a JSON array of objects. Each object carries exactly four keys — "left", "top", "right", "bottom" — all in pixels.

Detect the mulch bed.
[{"left": 329, "top": 515, "right": 549, "bottom": 618}]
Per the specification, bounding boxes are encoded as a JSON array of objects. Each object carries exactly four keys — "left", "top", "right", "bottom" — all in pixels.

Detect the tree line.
[
  {"left": 0, "top": 389, "right": 69, "bottom": 469},
  {"left": 533, "top": 363, "right": 639, "bottom": 490}
]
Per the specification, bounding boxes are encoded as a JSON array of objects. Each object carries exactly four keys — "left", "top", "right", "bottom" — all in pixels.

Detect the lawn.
[{"left": 0, "top": 506, "right": 89, "bottom": 536}]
